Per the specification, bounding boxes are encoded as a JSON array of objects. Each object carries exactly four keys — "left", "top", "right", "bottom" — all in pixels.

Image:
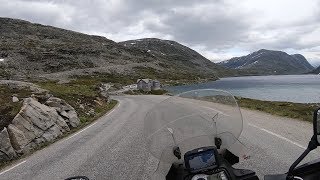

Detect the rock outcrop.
[
  {"left": 1, "top": 96, "right": 80, "bottom": 162},
  {"left": 0, "top": 128, "right": 17, "bottom": 162},
  {"left": 7, "top": 98, "right": 70, "bottom": 153},
  {"left": 45, "top": 97, "right": 80, "bottom": 128}
]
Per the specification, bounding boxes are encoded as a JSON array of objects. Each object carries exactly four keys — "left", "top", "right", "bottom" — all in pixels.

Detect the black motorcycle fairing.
[
  {"left": 166, "top": 148, "right": 258, "bottom": 180},
  {"left": 65, "top": 176, "right": 90, "bottom": 180},
  {"left": 290, "top": 158, "right": 320, "bottom": 180},
  {"left": 264, "top": 158, "right": 320, "bottom": 180},
  {"left": 223, "top": 149, "right": 240, "bottom": 165}
]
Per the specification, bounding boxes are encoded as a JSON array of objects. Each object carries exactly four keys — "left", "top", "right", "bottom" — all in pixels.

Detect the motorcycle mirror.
[
  {"left": 65, "top": 176, "right": 89, "bottom": 180},
  {"left": 313, "top": 108, "right": 320, "bottom": 145},
  {"left": 287, "top": 108, "right": 320, "bottom": 179}
]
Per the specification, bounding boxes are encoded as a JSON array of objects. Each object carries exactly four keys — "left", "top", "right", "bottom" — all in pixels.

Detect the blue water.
[{"left": 166, "top": 75, "right": 320, "bottom": 103}]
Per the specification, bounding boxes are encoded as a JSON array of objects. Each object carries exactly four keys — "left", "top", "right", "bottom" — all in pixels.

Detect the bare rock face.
[
  {"left": 7, "top": 98, "right": 71, "bottom": 152},
  {"left": 0, "top": 94, "right": 81, "bottom": 162},
  {"left": 7, "top": 124, "right": 28, "bottom": 153},
  {"left": 42, "top": 124, "right": 63, "bottom": 142},
  {"left": 45, "top": 97, "right": 80, "bottom": 128},
  {"left": 0, "top": 127, "right": 17, "bottom": 162}
]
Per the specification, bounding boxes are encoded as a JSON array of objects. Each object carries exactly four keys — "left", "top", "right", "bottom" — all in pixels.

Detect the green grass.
[
  {"left": 0, "top": 85, "right": 34, "bottom": 130},
  {"left": 124, "top": 89, "right": 168, "bottom": 95},
  {"left": 0, "top": 76, "right": 118, "bottom": 169},
  {"left": 72, "top": 73, "right": 136, "bottom": 85},
  {"left": 150, "top": 89, "right": 168, "bottom": 95},
  {"left": 67, "top": 66, "right": 218, "bottom": 89},
  {"left": 36, "top": 78, "right": 115, "bottom": 125},
  {"left": 0, "top": 99, "right": 117, "bottom": 170},
  {"left": 132, "top": 66, "right": 218, "bottom": 86},
  {"left": 236, "top": 97, "right": 319, "bottom": 122}
]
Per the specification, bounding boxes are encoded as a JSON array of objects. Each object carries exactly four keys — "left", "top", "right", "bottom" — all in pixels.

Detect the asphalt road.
[{"left": 0, "top": 95, "right": 319, "bottom": 180}]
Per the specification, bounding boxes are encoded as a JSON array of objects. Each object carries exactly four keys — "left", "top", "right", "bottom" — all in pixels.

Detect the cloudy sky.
[{"left": 1, "top": 0, "right": 320, "bottom": 66}]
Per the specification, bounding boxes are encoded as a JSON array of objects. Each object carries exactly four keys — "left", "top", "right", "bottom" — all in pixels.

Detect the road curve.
[{"left": 0, "top": 95, "right": 319, "bottom": 180}]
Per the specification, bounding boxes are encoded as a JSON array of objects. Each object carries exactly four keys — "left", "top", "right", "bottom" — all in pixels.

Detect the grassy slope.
[
  {"left": 37, "top": 78, "right": 115, "bottom": 124},
  {"left": 1, "top": 76, "right": 120, "bottom": 130},
  {"left": 124, "top": 89, "right": 168, "bottom": 95},
  {"left": 236, "top": 97, "right": 319, "bottom": 122},
  {"left": 0, "top": 86, "right": 34, "bottom": 130},
  {"left": 0, "top": 79, "right": 117, "bottom": 168},
  {"left": 132, "top": 66, "right": 218, "bottom": 86}
]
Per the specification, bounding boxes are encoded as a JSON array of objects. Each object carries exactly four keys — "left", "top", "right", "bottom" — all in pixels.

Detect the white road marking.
[
  {"left": 0, "top": 102, "right": 121, "bottom": 176},
  {"left": 0, "top": 160, "right": 26, "bottom": 175},
  {"left": 65, "top": 122, "right": 97, "bottom": 140},
  {"left": 65, "top": 102, "right": 120, "bottom": 140},
  {"left": 101, "top": 102, "right": 120, "bottom": 118},
  {"left": 249, "top": 123, "right": 307, "bottom": 149}
]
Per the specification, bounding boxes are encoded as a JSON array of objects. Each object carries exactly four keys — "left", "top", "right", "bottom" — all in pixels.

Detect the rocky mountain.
[
  {"left": 119, "top": 38, "right": 223, "bottom": 74},
  {"left": 311, "top": 66, "right": 320, "bottom": 74},
  {"left": 0, "top": 17, "right": 221, "bottom": 81},
  {"left": 218, "top": 49, "right": 314, "bottom": 75}
]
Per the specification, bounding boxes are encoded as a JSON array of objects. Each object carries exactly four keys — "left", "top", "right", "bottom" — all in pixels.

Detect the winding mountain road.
[{"left": 0, "top": 95, "right": 319, "bottom": 180}]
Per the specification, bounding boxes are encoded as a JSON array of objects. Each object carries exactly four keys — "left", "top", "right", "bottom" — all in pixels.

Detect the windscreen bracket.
[
  {"left": 173, "top": 146, "right": 182, "bottom": 159},
  {"left": 215, "top": 137, "right": 222, "bottom": 149}
]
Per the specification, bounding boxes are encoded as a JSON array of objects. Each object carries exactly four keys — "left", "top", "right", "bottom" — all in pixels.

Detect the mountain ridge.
[
  {"left": 0, "top": 17, "right": 315, "bottom": 81},
  {"left": 0, "top": 17, "right": 221, "bottom": 82},
  {"left": 218, "top": 49, "right": 314, "bottom": 75},
  {"left": 118, "top": 38, "right": 224, "bottom": 74},
  {"left": 311, "top": 66, "right": 320, "bottom": 74}
]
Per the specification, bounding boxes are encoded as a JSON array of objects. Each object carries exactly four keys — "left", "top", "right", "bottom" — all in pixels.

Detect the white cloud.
[
  {"left": 0, "top": 0, "right": 75, "bottom": 27},
  {"left": 0, "top": 0, "right": 319, "bottom": 64}
]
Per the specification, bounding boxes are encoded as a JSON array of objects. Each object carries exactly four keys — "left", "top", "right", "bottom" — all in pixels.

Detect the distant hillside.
[
  {"left": 119, "top": 38, "right": 226, "bottom": 77},
  {"left": 119, "top": 38, "right": 218, "bottom": 70},
  {"left": 0, "top": 18, "right": 222, "bottom": 82},
  {"left": 311, "top": 66, "right": 320, "bottom": 74},
  {"left": 218, "top": 49, "right": 314, "bottom": 75}
]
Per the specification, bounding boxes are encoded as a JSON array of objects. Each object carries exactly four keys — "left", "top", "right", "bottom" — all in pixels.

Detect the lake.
[{"left": 165, "top": 75, "right": 320, "bottom": 103}]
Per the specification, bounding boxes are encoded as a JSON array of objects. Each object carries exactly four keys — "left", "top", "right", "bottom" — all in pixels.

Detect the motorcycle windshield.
[{"left": 144, "top": 89, "right": 249, "bottom": 178}]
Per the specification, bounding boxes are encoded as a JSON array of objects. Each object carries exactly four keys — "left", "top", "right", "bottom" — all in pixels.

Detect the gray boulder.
[
  {"left": 7, "top": 98, "right": 70, "bottom": 152},
  {"left": 0, "top": 128, "right": 17, "bottom": 162},
  {"left": 7, "top": 124, "right": 29, "bottom": 153},
  {"left": 42, "top": 125, "right": 63, "bottom": 142},
  {"left": 12, "top": 96, "right": 19, "bottom": 102},
  {"left": 55, "top": 115, "right": 71, "bottom": 133},
  {"left": 45, "top": 97, "right": 80, "bottom": 128}
]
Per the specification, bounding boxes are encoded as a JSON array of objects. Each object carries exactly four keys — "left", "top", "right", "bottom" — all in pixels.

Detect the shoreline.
[
  {"left": 236, "top": 97, "right": 318, "bottom": 122},
  {"left": 164, "top": 74, "right": 320, "bottom": 104}
]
